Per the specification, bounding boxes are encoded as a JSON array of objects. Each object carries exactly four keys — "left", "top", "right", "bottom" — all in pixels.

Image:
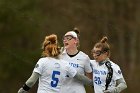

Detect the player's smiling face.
[{"left": 91, "top": 47, "right": 107, "bottom": 62}]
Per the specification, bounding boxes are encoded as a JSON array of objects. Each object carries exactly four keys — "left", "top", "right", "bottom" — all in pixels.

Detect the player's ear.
[{"left": 74, "top": 40, "right": 78, "bottom": 44}]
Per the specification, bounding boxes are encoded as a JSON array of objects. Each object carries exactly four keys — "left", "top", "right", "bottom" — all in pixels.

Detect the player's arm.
[
  {"left": 74, "top": 72, "right": 93, "bottom": 86},
  {"left": 85, "top": 72, "right": 93, "bottom": 79},
  {"left": 18, "top": 72, "right": 40, "bottom": 93},
  {"left": 84, "top": 56, "right": 93, "bottom": 79},
  {"left": 66, "top": 64, "right": 93, "bottom": 86},
  {"left": 103, "top": 78, "right": 127, "bottom": 93},
  {"left": 115, "top": 78, "right": 127, "bottom": 92}
]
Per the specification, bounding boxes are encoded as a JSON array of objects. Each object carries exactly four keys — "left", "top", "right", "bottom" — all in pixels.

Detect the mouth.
[{"left": 64, "top": 43, "right": 69, "bottom": 46}]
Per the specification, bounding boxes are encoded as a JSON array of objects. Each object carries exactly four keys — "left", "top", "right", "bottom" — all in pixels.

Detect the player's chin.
[
  {"left": 94, "top": 58, "right": 99, "bottom": 61},
  {"left": 64, "top": 45, "right": 69, "bottom": 49},
  {"left": 93, "top": 56, "right": 98, "bottom": 60}
]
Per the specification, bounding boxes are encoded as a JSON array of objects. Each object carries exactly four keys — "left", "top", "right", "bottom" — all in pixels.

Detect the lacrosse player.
[
  {"left": 90, "top": 36, "right": 127, "bottom": 93},
  {"left": 18, "top": 34, "right": 92, "bottom": 93},
  {"left": 60, "top": 28, "right": 92, "bottom": 93}
]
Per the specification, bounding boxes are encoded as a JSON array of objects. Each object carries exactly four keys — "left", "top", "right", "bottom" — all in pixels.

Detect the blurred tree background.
[{"left": 0, "top": 0, "right": 139, "bottom": 93}]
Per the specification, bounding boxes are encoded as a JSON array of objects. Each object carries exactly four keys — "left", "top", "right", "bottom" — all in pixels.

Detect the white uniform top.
[
  {"left": 33, "top": 57, "right": 77, "bottom": 93},
  {"left": 90, "top": 60, "right": 125, "bottom": 93},
  {"left": 59, "top": 50, "right": 92, "bottom": 93}
]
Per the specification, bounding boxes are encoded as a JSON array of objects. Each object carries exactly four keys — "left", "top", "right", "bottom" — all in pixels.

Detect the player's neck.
[
  {"left": 99, "top": 58, "right": 110, "bottom": 66},
  {"left": 66, "top": 48, "right": 79, "bottom": 55}
]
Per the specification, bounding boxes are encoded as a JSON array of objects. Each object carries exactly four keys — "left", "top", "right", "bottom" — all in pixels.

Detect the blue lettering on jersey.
[
  {"left": 69, "top": 63, "right": 79, "bottom": 68},
  {"left": 93, "top": 69, "right": 107, "bottom": 75}
]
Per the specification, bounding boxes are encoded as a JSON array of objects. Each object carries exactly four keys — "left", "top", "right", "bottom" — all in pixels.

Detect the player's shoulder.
[
  {"left": 60, "top": 59, "right": 69, "bottom": 64},
  {"left": 38, "top": 57, "right": 48, "bottom": 61},
  {"left": 78, "top": 51, "right": 89, "bottom": 58},
  {"left": 90, "top": 60, "right": 97, "bottom": 66},
  {"left": 35, "top": 57, "right": 49, "bottom": 68},
  {"left": 110, "top": 61, "right": 121, "bottom": 70},
  {"left": 79, "top": 51, "right": 87, "bottom": 55},
  {"left": 110, "top": 61, "right": 119, "bottom": 67},
  {"left": 37, "top": 57, "right": 50, "bottom": 63},
  {"left": 109, "top": 61, "right": 123, "bottom": 75}
]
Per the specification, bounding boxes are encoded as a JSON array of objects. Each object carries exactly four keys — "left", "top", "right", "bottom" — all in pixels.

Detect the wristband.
[{"left": 23, "top": 84, "right": 30, "bottom": 91}]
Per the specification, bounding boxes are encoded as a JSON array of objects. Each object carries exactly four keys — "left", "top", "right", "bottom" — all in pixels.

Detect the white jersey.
[
  {"left": 90, "top": 60, "right": 125, "bottom": 93},
  {"left": 59, "top": 50, "right": 92, "bottom": 93},
  {"left": 33, "top": 57, "right": 77, "bottom": 93}
]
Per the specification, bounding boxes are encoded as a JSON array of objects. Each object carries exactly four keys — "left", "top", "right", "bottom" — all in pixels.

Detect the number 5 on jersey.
[{"left": 51, "top": 71, "right": 60, "bottom": 87}]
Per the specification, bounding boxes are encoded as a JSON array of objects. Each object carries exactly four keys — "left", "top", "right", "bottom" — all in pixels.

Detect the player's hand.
[
  {"left": 103, "top": 88, "right": 117, "bottom": 93},
  {"left": 103, "top": 89, "right": 111, "bottom": 93},
  {"left": 18, "top": 88, "right": 28, "bottom": 93}
]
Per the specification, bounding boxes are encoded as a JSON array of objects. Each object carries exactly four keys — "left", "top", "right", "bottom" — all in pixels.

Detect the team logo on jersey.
[
  {"left": 35, "top": 64, "right": 39, "bottom": 68},
  {"left": 118, "top": 70, "right": 122, "bottom": 74},
  {"left": 54, "top": 63, "right": 60, "bottom": 68}
]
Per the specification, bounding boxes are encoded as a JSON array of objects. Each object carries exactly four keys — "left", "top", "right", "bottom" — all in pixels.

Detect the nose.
[{"left": 63, "top": 39, "right": 67, "bottom": 42}]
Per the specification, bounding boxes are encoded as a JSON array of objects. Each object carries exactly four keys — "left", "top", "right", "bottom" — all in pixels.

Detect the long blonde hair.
[{"left": 42, "top": 34, "right": 60, "bottom": 58}]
